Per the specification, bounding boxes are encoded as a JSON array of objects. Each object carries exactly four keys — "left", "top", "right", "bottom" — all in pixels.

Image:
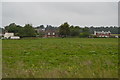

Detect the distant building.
[
  {"left": 4, "top": 33, "right": 14, "bottom": 39},
  {"left": 35, "top": 27, "right": 59, "bottom": 38},
  {"left": 94, "top": 31, "right": 111, "bottom": 37},
  {"left": 35, "top": 28, "right": 45, "bottom": 33},
  {"left": 44, "top": 31, "right": 58, "bottom": 38},
  {"left": 4, "top": 32, "right": 20, "bottom": 39}
]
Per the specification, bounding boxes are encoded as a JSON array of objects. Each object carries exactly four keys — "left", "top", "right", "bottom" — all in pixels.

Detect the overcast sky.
[
  {"left": 2, "top": 2, "right": 118, "bottom": 27},
  {"left": 0, "top": 2, "right": 2, "bottom": 28}
]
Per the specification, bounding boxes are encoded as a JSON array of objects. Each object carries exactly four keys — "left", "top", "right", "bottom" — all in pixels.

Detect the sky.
[
  {"left": 1, "top": 0, "right": 120, "bottom": 2},
  {"left": 0, "top": 2, "right": 2, "bottom": 28},
  {"left": 1, "top": 1, "right": 119, "bottom": 28},
  {"left": 118, "top": 2, "right": 120, "bottom": 27}
]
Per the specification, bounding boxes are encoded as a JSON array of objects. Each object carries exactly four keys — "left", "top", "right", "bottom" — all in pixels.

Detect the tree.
[
  {"left": 82, "top": 27, "right": 89, "bottom": 32},
  {"left": 79, "top": 27, "right": 90, "bottom": 38},
  {"left": 70, "top": 25, "right": 80, "bottom": 37},
  {"left": 22, "top": 24, "right": 36, "bottom": 37},
  {"left": 79, "top": 32, "right": 90, "bottom": 38},
  {"left": 5, "top": 23, "right": 22, "bottom": 36},
  {"left": 59, "top": 22, "right": 70, "bottom": 37},
  {"left": 36, "top": 25, "right": 44, "bottom": 29},
  {"left": 5, "top": 23, "right": 17, "bottom": 33}
]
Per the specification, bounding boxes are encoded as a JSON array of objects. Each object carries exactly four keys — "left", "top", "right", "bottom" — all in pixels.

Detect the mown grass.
[{"left": 2, "top": 38, "right": 118, "bottom": 78}]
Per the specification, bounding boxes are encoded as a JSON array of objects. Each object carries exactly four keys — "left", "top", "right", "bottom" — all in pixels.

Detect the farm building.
[{"left": 94, "top": 31, "right": 111, "bottom": 37}]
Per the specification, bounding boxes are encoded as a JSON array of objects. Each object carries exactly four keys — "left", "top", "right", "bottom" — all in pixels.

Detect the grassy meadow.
[{"left": 2, "top": 38, "right": 118, "bottom": 78}]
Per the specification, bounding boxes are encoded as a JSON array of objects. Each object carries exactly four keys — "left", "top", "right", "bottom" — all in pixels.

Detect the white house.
[
  {"left": 4, "top": 33, "right": 14, "bottom": 39},
  {"left": 4, "top": 32, "right": 20, "bottom": 39}
]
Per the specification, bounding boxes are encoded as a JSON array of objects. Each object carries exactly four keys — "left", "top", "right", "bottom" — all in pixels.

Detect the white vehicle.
[
  {"left": 10, "top": 36, "right": 20, "bottom": 39},
  {"left": 115, "top": 36, "right": 118, "bottom": 38}
]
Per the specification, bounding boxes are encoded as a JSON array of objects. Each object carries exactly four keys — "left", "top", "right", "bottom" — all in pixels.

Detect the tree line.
[
  {"left": 1, "top": 22, "right": 119, "bottom": 38},
  {"left": 4, "top": 23, "right": 36, "bottom": 37}
]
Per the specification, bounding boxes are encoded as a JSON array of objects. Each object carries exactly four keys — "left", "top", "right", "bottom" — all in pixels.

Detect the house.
[
  {"left": 94, "top": 31, "right": 111, "bottom": 37},
  {"left": 44, "top": 31, "right": 59, "bottom": 38},
  {"left": 35, "top": 28, "right": 45, "bottom": 33},
  {"left": 4, "top": 32, "right": 14, "bottom": 39},
  {"left": 4, "top": 32, "right": 20, "bottom": 39},
  {"left": 35, "top": 26, "right": 59, "bottom": 38}
]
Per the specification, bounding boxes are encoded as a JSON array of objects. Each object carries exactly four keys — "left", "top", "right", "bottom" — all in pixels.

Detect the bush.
[
  {"left": 92, "top": 35, "right": 97, "bottom": 38},
  {"left": 79, "top": 32, "right": 90, "bottom": 38}
]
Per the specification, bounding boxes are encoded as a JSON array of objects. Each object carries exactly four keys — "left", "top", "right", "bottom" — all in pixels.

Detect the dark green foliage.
[
  {"left": 23, "top": 24, "right": 36, "bottom": 37},
  {"left": 4, "top": 23, "right": 36, "bottom": 37},
  {"left": 79, "top": 32, "right": 90, "bottom": 38},
  {"left": 5, "top": 23, "right": 22, "bottom": 36},
  {"left": 92, "top": 35, "right": 97, "bottom": 38},
  {"left": 79, "top": 27, "right": 90, "bottom": 38},
  {"left": 69, "top": 26, "right": 81, "bottom": 37},
  {"left": 59, "top": 22, "right": 70, "bottom": 37},
  {"left": 38, "top": 25, "right": 44, "bottom": 29},
  {"left": 3, "top": 23, "right": 119, "bottom": 38}
]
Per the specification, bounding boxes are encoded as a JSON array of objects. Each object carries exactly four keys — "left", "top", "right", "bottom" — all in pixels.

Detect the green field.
[{"left": 2, "top": 38, "right": 118, "bottom": 78}]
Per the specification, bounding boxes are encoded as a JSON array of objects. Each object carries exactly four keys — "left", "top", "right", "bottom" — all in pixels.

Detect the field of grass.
[{"left": 2, "top": 38, "right": 118, "bottom": 78}]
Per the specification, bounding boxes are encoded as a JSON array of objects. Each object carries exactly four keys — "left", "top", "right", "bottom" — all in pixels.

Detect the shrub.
[{"left": 79, "top": 32, "right": 90, "bottom": 38}]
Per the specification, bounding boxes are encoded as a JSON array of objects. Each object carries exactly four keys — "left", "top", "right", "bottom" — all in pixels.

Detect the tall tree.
[
  {"left": 5, "top": 23, "right": 22, "bottom": 36},
  {"left": 5, "top": 23, "right": 17, "bottom": 33},
  {"left": 23, "top": 24, "right": 36, "bottom": 37},
  {"left": 59, "top": 22, "right": 70, "bottom": 37}
]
